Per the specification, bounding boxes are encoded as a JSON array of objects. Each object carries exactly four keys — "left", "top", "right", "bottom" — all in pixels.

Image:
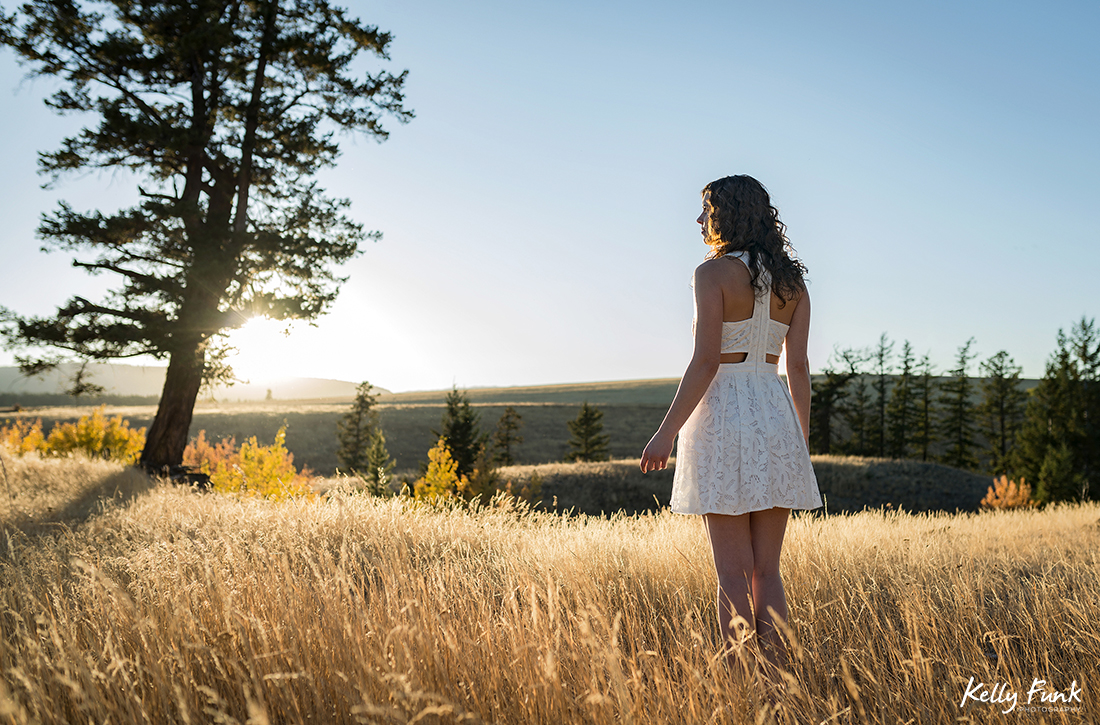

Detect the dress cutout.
[{"left": 670, "top": 251, "right": 823, "bottom": 515}]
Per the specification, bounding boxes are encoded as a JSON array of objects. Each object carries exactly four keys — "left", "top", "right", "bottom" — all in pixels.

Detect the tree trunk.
[{"left": 140, "top": 341, "right": 206, "bottom": 471}]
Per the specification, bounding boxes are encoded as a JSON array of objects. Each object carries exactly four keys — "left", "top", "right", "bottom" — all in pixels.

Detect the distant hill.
[
  {"left": 378, "top": 378, "right": 680, "bottom": 406},
  {"left": 0, "top": 363, "right": 366, "bottom": 402}
]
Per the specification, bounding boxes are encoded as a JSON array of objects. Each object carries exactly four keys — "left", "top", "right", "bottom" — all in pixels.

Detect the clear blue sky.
[{"left": 1, "top": 0, "right": 1097, "bottom": 392}]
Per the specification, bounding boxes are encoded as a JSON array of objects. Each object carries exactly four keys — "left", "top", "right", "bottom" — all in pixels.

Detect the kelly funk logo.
[{"left": 959, "top": 676, "right": 1083, "bottom": 715}]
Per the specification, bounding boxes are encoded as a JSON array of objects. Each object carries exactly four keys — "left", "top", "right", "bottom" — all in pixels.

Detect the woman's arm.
[
  {"left": 639, "top": 263, "right": 723, "bottom": 473},
  {"left": 784, "top": 291, "right": 812, "bottom": 447}
]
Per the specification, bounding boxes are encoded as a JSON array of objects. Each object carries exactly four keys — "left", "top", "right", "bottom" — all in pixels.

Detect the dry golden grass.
[{"left": 1, "top": 455, "right": 1097, "bottom": 724}]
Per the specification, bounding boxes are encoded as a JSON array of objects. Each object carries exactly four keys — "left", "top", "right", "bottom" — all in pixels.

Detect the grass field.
[
  {"left": 1, "top": 375, "right": 994, "bottom": 513},
  {"left": 1, "top": 455, "right": 1096, "bottom": 724}
]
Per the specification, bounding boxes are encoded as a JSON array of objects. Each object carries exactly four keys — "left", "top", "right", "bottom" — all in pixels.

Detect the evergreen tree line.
[
  {"left": 335, "top": 384, "right": 614, "bottom": 495},
  {"left": 809, "top": 317, "right": 1099, "bottom": 504}
]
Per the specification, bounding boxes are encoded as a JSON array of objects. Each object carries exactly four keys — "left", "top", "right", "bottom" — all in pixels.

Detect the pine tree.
[
  {"left": 838, "top": 349, "right": 872, "bottom": 456},
  {"left": 1036, "top": 442, "right": 1083, "bottom": 504},
  {"left": 977, "top": 351, "right": 1027, "bottom": 476},
  {"left": 493, "top": 406, "right": 524, "bottom": 466},
  {"left": 870, "top": 333, "right": 894, "bottom": 457},
  {"left": 886, "top": 341, "right": 919, "bottom": 458},
  {"left": 912, "top": 354, "right": 937, "bottom": 462},
  {"left": 938, "top": 338, "right": 979, "bottom": 470},
  {"left": 362, "top": 428, "right": 395, "bottom": 496},
  {"left": 1012, "top": 318, "right": 1099, "bottom": 502},
  {"left": 566, "top": 402, "right": 610, "bottom": 462},
  {"left": 336, "top": 381, "right": 379, "bottom": 474},
  {"left": 465, "top": 443, "right": 502, "bottom": 503},
  {"left": 434, "top": 387, "right": 487, "bottom": 479},
  {"left": 0, "top": 0, "right": 412, "bottom": 470},
  {"left": 809, "top": 348, "right": 857, "bottom": 455},
  {"left": 1072, "top": 318, "right": 1100, "bottom": 499}
]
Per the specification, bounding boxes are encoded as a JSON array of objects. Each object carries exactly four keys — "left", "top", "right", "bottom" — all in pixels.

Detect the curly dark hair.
[{"left": 701, "top": 175, "right": 808, "bottom": 304}]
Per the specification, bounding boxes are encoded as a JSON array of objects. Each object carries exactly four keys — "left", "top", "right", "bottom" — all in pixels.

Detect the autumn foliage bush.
[
  {"left": 411, "top": 438, "right": 468, "bottom": 502},
  {"left": 411, "top": 437, "right": 541, "bottom": 507},
  {"left": 0, "top": 407, "right": 145, "bottom": 464},
  {"left": 981, "top": 474, "right": 1037, "bottom": 510},
  {"left": 184, "top": 428, "right": 315, "bottom": 501}
]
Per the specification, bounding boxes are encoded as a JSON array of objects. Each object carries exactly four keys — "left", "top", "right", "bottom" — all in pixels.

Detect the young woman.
[{"left": 640, "top": 175, "right": 822, "bottom": 668}]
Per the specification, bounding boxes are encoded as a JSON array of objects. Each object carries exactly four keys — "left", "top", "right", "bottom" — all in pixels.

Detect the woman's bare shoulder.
[{"left": 693, "top": 256, "right": 749, "bottom": 283}]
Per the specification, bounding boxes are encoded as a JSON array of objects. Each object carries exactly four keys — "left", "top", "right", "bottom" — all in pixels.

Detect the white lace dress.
[{"left": 670, "top": 252, "right": 823, "bottom": 516}]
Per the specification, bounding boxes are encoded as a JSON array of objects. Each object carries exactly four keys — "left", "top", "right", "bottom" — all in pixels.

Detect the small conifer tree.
[
  {"left": 336, "top": 381, "right": 379, "bottom": 474},
  {"left": 886, "top": 341, "right": 919, "bottom": 458},
  {"left": 809, "top": 348, "right": 857, "bottom": 455},
  {"left": 1012, "top": 318, "right": 1099, "bottom": 502},
  {"left": 434, "top": 387, "right": 487, "bottom": 479},
  {"left": 837, "top": 349, "right": 872, "bottom": 456},
  {"left": 978, "top": 350, "right": 1027, "bottom": 476},
  {"left": 1036, "top": 442, "right": 1083, "bottom": 504},
  {"left": 493, "top": 406, "right": 524, "bottom": 466},
  {"left": 566, "top": 402, "right": 611, "bottom": 462},
  {"left": 912, "top": 354, "right": 937, "bottom": 461},
  {"left": 938, "top": 338, "right": 979, "bottom": 470},
  {"left": 870, "top": 333, "right": 894, "bottom": 457},
  {"left": 363, "top": 429, "right": 396, "bottom": 496},
  {"left": 465, "top": 443, "right": 502, "bottom": 503}
]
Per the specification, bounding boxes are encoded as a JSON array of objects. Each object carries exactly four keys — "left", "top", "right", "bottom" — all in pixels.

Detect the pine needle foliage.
[
  {"left": 870, "top": 333, "right": 894, "bottom": 458},
  {"left": 336, "top": 381, "right": 380, "bottom": 474},
  {"left": 362, "top": 429, "right": 395, "bottom": 496},
  {"left": 808, "top": 348, "right": 857, "bottom": 455},
  {"left": 1012, "top": 318, "right": 1099, "bottom": 503},
  {"left": 434, "top": 387, "right": 487, "bottom": 479},
  {"left": 565, "top": 402, "right": 610, "bottom": 462},
  {"left": 0, "top": 0, "right": 412, "bottom": 470},
  {"left": 978, "top": 351, "right": 1027, "bottom": 476},
  {"left": 912, "top": 353, "right": 937, "bottom": 462},
  {"left": 885, "top": 341, "right": 919, "bottom": 459},
  {"left": 493, "top": 406, "right": 524, "bottom": 466},
  {"left": 938, "top": 338, "right": 979, "bottom": 471}
]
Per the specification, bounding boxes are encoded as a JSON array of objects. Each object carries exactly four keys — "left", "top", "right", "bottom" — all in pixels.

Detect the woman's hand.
[{"left": 640, "top": 430, "right": 675, "bottom": 473}]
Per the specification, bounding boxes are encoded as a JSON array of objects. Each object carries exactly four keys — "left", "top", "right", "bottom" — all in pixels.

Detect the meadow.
[
  {"left": 3, "top": 374, "right": 998, "bottom": 516},
  {"left": 7, "top": 378, "right": 683, "bottom": 476},
  {"left": 1, "top": 455, "right": 1096, "bottom": 724}
]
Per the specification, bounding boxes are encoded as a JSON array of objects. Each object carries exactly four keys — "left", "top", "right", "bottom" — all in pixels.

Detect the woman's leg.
[
  {"left": 703, "top": 513, "right": 755, "bottom": 652},
  {"left": 748, "top": 507, "right": 790, "bottom": 668}
]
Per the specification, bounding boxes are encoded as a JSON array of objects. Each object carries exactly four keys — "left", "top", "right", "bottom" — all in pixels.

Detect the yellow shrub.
[
  {"left": 186, "top": 427, "right": 314, "bottom": 501},
  {"left": 43, "top": 407, "right": 146, "bottom": 464},
  {"left": 981, "top": 475, "right": 1037, "bottom": 510},
  {"left": 2, "top": 408, "right": 144, "bottom": 464},
  {"left": 0, "top": 418, "right": 47, "bottom": 455},
  {"left": 413, "top": 439, "right": 469, "bottom": 502}
]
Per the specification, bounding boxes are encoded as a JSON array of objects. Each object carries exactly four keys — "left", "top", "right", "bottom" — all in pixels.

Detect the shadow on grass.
[{"left": 1, "top": 465, "right": 158, "bottom": 537}]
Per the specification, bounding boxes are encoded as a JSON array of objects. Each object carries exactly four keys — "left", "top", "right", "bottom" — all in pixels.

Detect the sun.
[{"left": 222, "top": 317, "right": 298, "bottom": 383}]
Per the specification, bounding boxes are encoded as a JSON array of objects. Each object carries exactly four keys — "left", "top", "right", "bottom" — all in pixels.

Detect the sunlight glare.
[{"left": 223, "top": 317, "right": 296, "bottom": 383}]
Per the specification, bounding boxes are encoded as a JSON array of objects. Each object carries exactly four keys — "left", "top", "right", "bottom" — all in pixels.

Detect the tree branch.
[
  {"left": 70, "top": 296, "right": 156, "bottom": 323},
  {"left": 233, "top": 0, "right": 280, "bottom": 233},
  {"left": 71, "top": 259, "right": 169, "bottom": 285}
]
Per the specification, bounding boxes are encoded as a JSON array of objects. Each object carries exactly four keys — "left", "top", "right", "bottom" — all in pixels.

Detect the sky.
[{"left": 1, "top": 0, "right": 1097, "bottom": 393}]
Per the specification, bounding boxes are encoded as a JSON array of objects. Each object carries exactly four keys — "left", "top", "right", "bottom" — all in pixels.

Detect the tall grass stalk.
[{"left": 1, "top": 457, "right": 1097, "bottom": 724}]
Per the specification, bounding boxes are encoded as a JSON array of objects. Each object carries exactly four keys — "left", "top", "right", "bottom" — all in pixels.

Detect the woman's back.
[{"left": 711, "top": 254, "right": 802, "bottom": 365}]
